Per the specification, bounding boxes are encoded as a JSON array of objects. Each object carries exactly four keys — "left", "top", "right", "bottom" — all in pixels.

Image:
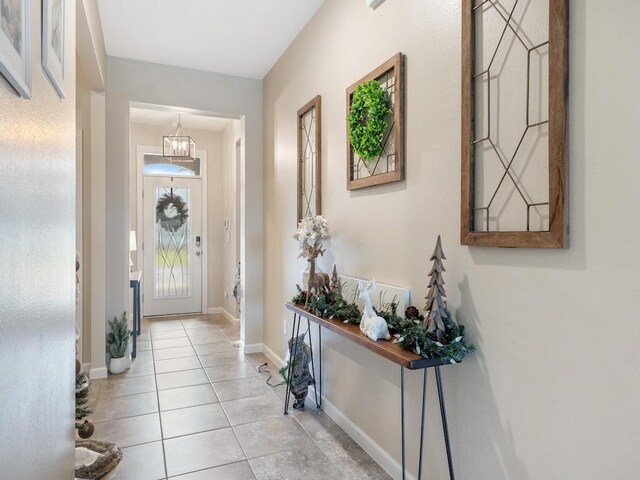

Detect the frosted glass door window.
[
  {"left": 143, "top": 176, "right": 202, "bottom": 316},
  {"left": 154, "top": 187, "right": 191, "bottom": 298},
  {"left": 143, "top": 153, "right": 200, "bottom": 176}
]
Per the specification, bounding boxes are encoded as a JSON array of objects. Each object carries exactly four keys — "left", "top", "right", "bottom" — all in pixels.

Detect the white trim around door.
[{"left": 136, "top": 145, "right": 209, "bottom": 317}]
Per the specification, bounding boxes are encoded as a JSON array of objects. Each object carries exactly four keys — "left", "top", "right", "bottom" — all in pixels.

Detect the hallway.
[{"left": 88, "top": 314, "right": 390, "bottom": 479}]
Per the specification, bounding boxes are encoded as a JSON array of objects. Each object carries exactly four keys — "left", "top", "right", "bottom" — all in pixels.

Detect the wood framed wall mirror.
[
  {"left": 297, "top": 95, "right": 322, "bottom": 223},
  {"left": 461, "top": 0, "right": 568, "bottom": 248}
]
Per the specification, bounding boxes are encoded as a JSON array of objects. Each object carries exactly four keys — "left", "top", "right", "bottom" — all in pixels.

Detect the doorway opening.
[{"left": 129, "top": 104, "right": 244, "bottom": 330}]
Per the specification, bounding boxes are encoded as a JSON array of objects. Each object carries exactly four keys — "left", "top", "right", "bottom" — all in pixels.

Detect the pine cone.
[{"left": 405, "top": 305, "right": 420, "bottom": 319}]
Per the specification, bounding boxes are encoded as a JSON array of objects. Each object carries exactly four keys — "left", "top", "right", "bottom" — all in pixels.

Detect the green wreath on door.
[{"left": 156, "top": 192, "right": 189, "bottom": 233}]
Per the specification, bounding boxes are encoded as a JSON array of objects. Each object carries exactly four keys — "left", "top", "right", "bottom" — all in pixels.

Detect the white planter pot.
[{"left": 109, "top": 356, "right": 128, "bottom": 375}]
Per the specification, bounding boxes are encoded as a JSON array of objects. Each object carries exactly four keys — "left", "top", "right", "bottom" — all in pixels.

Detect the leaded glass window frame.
[
  {"left": 297, "top": 95, "right": 322, "bottom": 223},
  {"left": 461, "top": 0, "right": 568, "bottom": 248}
]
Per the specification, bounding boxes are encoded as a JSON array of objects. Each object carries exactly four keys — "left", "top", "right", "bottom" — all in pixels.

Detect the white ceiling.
[
  {"left": 97, "top": 0, "right": 325, "bottom": 79},
  {"left": 130, "top": 107, "right": 232, "bottom": 132}
]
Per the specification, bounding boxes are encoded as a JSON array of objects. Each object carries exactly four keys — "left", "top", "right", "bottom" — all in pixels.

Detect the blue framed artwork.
[
  {"left": 42, "top": 0, "right": 64, "bottom": 98},
  {"left": 0, "top": 0, "right": 31, "bottom": 98}
]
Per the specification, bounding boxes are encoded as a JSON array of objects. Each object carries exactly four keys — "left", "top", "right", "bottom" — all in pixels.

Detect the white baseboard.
[
  {"left": 242, "top": 343, "right": 263, "bottom": 354},
  {"left": 89, "top": 366, "right": 108, "bottom": 380},
  {"left": 262, "top": 343, "right": 286, "bottom": 368},
  {"left": 81, "top": 362, "right": 91, "bottom": 374},
  {"left": 261, "top": 340, "right": 405, "bottom": 480},
  {"left": 207, "top": 307, "right": 240, "bottom": 326},
  {"left": 222, "top": 308, "right": 241, "bottom": 326}
]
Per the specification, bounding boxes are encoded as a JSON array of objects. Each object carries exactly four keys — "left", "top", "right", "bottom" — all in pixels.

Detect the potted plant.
[{"left": 107, "top": 313, "right": 131, "bottom": 374}]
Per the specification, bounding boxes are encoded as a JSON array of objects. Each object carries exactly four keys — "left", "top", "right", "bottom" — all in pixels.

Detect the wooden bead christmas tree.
[
  {"left": 424, "top": 235, "right": 447, "bottom": 341},
  {"left": 330, "top": 265, "right": 340, "bottom": 293}
]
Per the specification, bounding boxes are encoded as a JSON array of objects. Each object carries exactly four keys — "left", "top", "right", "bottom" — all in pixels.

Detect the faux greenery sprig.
[
  {"left": 348, "top": 80, "right": 391, "bottom": 161},
  {"left": 107, "top": 312, "right": 131, "bottom": 359},
  {"left": 307, "top": 289, "right": 361, "bottom": 323},
  {"left": 385, "top": 307, "right": 475, "bottom": 364}
]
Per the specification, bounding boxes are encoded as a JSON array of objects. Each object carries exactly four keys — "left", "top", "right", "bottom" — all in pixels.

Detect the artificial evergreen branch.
[
  {"left": 75, "top": 371, "right": 91, "bottom": 422},
  {"left": 107, "top": 312, "right": 131, "bottom": 359}
]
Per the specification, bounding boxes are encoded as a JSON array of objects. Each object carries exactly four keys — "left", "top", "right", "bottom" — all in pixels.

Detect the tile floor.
[{"left": 87, "top": 314, "right": 390, "bottom": 480}]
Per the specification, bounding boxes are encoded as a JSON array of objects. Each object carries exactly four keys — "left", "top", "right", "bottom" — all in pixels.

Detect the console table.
[
  {"left": 285, "top": 302, "right": 456, "bottom": 480},
  {"left": 130, "top": 271, "right": 141, "bottom": 358}
]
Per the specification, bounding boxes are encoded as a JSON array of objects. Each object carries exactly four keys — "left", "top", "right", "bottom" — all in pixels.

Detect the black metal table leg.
[
  {"left": 130, "top": 278, "right": 141, "bottom": 359},
  {"left": 401, "top": 366, "right": 406, "bottom": 480},
  {"left": 418, "top": 368, "right": 428, "bottom": 480},
  {"left": 284, "top": 313, "right": 300, "bottom": 415},
  {"left": 435, "top": 366, "right": 455, "bottom": 480},
  {"left": 318, "top": 325, "right": 322, "bottom": 409},
  {"left": 306, "top": 318, "right": 320, "bottom": 408},
  {"left": 135, "top": 281, "right": 141, "bottom": 335}
]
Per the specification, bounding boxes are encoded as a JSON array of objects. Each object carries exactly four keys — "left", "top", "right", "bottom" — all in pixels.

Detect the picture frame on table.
[
  {"left": 42, "top": 0, "right": 64, "bottom": 98},
  {"left": 0, "top": 0, "right": 31, "bottom": 98}
]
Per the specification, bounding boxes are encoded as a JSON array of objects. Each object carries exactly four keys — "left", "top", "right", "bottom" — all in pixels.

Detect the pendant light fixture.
[{"left": 163, "top": 114, "right": 196, "bottom": 162}]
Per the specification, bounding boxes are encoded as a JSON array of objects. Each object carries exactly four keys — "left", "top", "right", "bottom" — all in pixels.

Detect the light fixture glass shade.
[{"left": 163, "top": 135, "right": 196, "bottom": 162}]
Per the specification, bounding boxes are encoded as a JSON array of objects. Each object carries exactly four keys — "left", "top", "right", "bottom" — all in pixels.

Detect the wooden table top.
[{"left": 285, "top": 303, "right": 446, "bottom": 370}]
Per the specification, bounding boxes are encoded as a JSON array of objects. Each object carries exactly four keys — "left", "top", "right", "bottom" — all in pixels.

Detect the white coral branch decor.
[{"left": 294, "top": 215, "right": 330, "bottom": 259}]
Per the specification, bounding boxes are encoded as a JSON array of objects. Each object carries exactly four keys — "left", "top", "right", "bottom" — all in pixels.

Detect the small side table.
[{"left": 130, "top": 271, "right": 142, "bottom": 358}]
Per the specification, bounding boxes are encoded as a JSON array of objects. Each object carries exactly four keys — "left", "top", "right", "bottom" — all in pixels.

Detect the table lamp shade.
[{"left": 130, "top": 231, "right": 137, "bottom": 252}]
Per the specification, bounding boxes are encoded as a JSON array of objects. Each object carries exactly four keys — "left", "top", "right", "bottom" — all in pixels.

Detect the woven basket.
[{"left": 75, "top": 440, "right": 122, "bottom": 480}]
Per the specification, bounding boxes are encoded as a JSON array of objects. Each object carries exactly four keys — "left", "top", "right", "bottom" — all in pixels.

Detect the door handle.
[{"left": 196, "top": 251, "right": 201, "bottom": 256}]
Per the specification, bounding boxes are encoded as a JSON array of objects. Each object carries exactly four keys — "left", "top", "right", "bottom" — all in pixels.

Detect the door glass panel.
[
  {"left": 144, "top": 153, "right": 200, "bottom": 176},
  {"left": 154, "top": 186, "right": 191, "bottom": 298}
]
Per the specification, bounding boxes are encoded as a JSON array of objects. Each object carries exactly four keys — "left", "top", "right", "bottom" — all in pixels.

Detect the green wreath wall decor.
[
  {"left": 156, "top": 192, "right": 189, "bottom": 232},
  {"left": 348, "top": 80, "right": 391, "bottom": 161}
]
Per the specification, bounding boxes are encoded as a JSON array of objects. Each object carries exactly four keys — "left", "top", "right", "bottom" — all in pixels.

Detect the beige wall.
[
  {"left": 76, "top": 0, "right": 106, "bottom": 89},
  {"left": 129, "top": 123, "right": 226, "bottom": 311},
  {"left": 0, "top": 0, "right": 76, "bottom": 476},
  {"left": 106, "top": 57, "right": 264, "bottom": 349},
  {"left": 222, "top": 120, "right": 242, "bottom": 318},
  {"left": 77, "top": 61, "right": 107, "bottom": 376},
  {"left": 263, "top": 1, "right": 640, "bottom": 479},
  {"left": 76, "top": 59, "right": 92, "bottom": 365}
]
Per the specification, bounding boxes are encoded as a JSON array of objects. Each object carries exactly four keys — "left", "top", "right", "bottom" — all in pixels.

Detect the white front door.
[{"left": 143, "top": 176, "right": 203, "bottom": 316}]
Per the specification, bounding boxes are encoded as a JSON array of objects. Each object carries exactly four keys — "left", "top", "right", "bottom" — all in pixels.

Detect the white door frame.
[
  {"left": 76, "top": 129, "right": 83, "bottom": 363},
  {"left": 136, "top": 145, "right": 208, "bottom": 317}
]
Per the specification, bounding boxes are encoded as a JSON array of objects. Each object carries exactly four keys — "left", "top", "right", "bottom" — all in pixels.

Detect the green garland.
[
  {"left": 348, "top": 80, "right": 391, "bottom": 161},
  {"left": 156, "top": 192, "right": 189, "bottom": 232},
  {"left": 307, "top": 289, "right": 361, "bottom": 323},
  {"left": 294, "top": 291, "right": 474, "bottom": 364},
  {"left": 380, "top": 303, "right": 474, "bottom": 364}
]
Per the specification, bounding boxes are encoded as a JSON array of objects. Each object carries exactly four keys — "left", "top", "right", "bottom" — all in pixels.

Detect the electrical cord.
[{"left": 258, "top": 362, "right": 284, "bottom": 387}]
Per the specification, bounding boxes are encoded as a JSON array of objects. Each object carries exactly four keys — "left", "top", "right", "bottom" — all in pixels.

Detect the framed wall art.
[
  {"left": 346, "top": 52, "right": 405, "bottom": 190},
  {"left": 297, "top": 95, "right": 322, "bottom": 222},
  {"left": 42, "top": 0, "right": 65, "bottom": 98},
  {"left": 0, "top": 0, "right": 31, "bottom": 98},
  {"left": 461, "top": 0, "right": 568, "bottom": 248}
]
